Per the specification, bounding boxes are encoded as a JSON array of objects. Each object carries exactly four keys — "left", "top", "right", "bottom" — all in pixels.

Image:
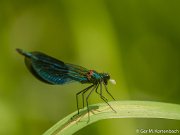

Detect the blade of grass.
[{"left": 43, "top": 101, "right": 180, "bottom": 135}]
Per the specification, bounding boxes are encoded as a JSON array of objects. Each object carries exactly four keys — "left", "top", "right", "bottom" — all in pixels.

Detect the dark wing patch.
[
  {"left": 65, "top": 63, "right": 90, "bottom": 83},
  {"left": 25, "top": 52, "right": 73, "bottom": 84}
]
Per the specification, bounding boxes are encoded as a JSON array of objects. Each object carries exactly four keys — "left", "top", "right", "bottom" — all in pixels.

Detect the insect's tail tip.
[
  {"left": 16, "top": 48, "right": 23, "bottom": 54},
  {"left": 16, "top": 48, "right": 31, "bottom": 57}
]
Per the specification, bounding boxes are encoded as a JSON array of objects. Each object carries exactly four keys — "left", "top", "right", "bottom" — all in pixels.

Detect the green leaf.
[{"left": 43, "top": 101, "right": 180, "bottom": 135}]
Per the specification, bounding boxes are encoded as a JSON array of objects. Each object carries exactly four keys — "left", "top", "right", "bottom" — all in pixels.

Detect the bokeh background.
[{"left": 0, "top": 0, "right": 180, "bottom": 135}]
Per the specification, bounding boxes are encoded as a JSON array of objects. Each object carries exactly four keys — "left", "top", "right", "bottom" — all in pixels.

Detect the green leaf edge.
[{"left": 43, "top": 101, "right": 180, "bottom": 135}]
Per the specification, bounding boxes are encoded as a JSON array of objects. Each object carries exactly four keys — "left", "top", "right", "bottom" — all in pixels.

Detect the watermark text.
[{"left": 136, "top": 129, "right": 179, "bottom": 134}]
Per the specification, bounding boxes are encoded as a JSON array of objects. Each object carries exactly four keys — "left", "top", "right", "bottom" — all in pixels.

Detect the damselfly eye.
[
  {"left": 102, "top": 73, "right": 110, "bottom": 85},
  {"left": 104, "top": 73, "right": 110, "bottom": 80}
]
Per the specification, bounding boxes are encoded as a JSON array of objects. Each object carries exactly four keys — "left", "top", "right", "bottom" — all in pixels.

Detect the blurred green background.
[{"left": 0, "top": 0, "right": 180, "bottom": 135}]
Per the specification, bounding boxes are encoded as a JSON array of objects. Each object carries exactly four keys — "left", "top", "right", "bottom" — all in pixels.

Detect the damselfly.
[{"left": 16, "top": 49, "right": 116, "bottom": 118}]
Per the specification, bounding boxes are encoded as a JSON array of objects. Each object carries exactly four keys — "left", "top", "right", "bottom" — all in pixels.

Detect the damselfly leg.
[{"left": 76, "top": 85, "right": 94, "bottom": 114}]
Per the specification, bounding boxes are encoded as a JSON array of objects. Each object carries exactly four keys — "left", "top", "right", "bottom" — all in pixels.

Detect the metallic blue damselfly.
[{"left": 16, "top": 49, "right": 116, "bottom": 118}]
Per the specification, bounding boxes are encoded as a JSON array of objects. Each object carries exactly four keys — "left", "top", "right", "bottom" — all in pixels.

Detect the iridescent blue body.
[{"left": 16, "top": 48, "right": 116, "bottom": 117}]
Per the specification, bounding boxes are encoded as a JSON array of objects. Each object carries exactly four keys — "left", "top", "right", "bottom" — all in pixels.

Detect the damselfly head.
[
  {"left": 109, "top": 79, "right": 116, "bottom": 85},
  {"left": 101, "top": 73, "right": 110, "bottom": 85}
]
